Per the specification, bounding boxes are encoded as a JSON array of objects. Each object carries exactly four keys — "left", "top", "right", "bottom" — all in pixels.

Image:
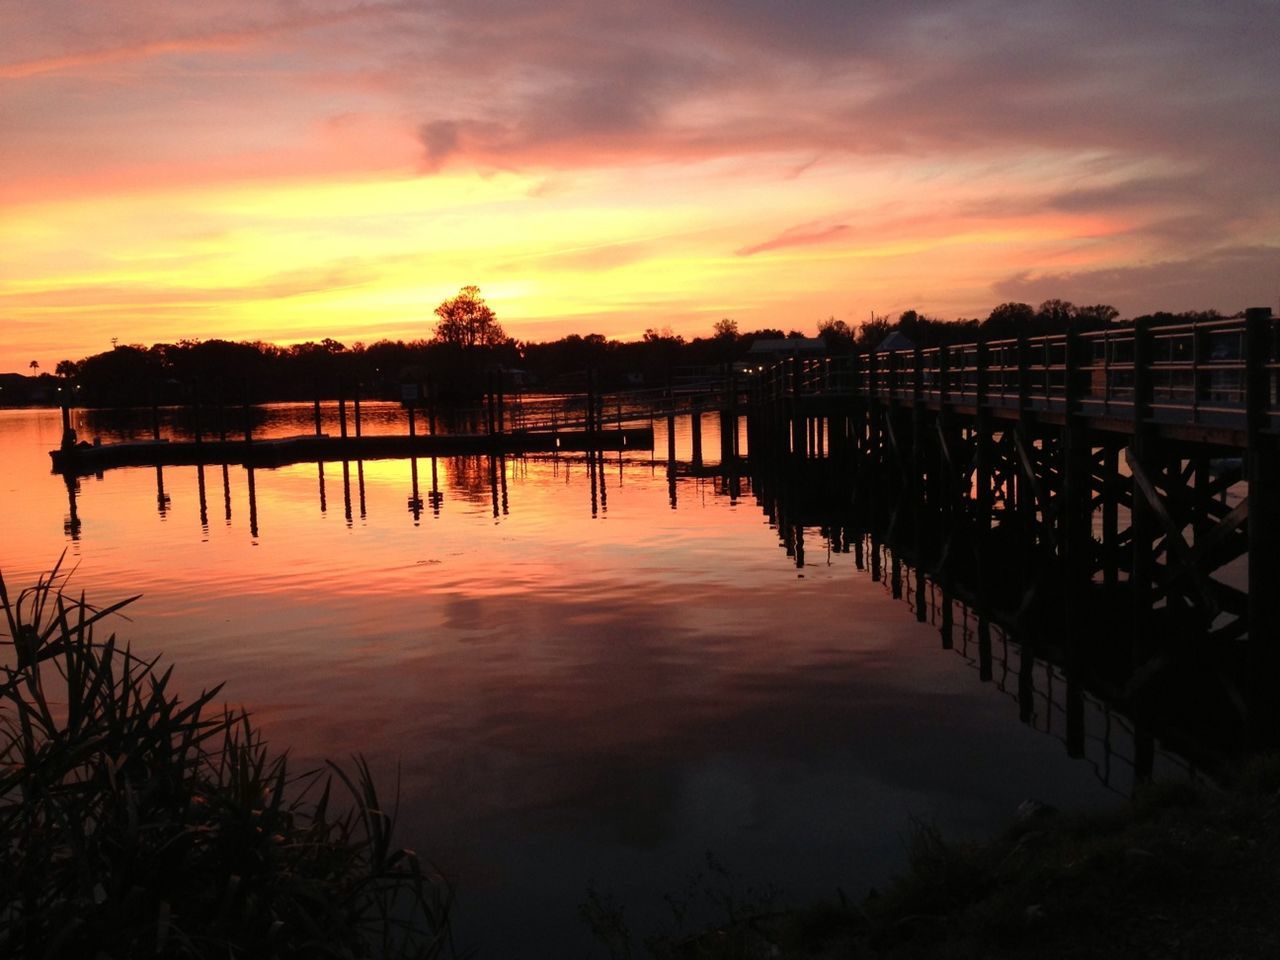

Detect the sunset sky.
[{"left": 3, "top": 0, "right": 1278, "bottom": 374}]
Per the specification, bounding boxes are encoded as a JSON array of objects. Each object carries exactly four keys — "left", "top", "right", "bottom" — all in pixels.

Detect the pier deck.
[{"left": 50, "top": 427, "right": 653, "bottom": 476}]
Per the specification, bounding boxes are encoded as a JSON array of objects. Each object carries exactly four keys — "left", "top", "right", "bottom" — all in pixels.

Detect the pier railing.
[{"left": 757, "top": 312, "right": 1279, "bottom": 439}]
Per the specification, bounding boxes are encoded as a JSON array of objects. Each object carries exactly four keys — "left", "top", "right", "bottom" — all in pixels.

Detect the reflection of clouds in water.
[{"left": 2, "top": 404, "right": 1122, "bottom": 955}]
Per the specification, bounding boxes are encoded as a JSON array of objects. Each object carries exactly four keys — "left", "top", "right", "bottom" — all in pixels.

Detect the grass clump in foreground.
[
  {"left": 0, "top": 564, "right": 455, "bottom": 959},
  {"left": 590, "top": 769, "right": 1280, "bottom": 960}
]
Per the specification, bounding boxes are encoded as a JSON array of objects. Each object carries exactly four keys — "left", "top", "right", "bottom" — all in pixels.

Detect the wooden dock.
[
  {"left": 746, "top": 308, "right": 1280, "bottom": 740},
  {"left": 50, "top": 427, "right": 653, "bottom": 476}
]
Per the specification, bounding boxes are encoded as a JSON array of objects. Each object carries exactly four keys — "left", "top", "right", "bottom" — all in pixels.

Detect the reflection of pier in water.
[
  {"left": 745, "top": 311, "right": 1279, "bottom": 777},
  {"left": 58, "top": 377, "right": 758, "bottom": 539},
  {"left": 751, "top": 447, "right": 1244, "bottom": 787},
  {"left": 61, "top": 438, "right": 747, "bottom": 539},
  {"left": 56, "top": 430, "right": 1213, "bottom": 788},
  {"left": 904, "top": 580, "right": 1197, "bottom": 796},
  {"left": 893, "top": 541, "right": 1194, "bottom": 794}
]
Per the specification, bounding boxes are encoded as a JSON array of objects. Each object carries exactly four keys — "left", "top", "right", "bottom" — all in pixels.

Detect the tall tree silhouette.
[{"left": 432, "top": 286, "right": 506, "bottom": 348}]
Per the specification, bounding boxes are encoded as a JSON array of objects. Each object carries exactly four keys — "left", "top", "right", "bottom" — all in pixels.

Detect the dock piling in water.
[{"left": 242, "top": 378, "right": 253, "bottom": 445}]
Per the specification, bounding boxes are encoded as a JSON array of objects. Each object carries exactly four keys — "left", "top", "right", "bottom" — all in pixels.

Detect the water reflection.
[
  {"left": 0, "top": 403, "right": 1219, "bottom": 955},
  {"left": 62, "top": 473, "right": 81, "bottom": 540},
  {"left": 750, "top": 446, "right": 1247, "bottom": 783},
  {"left": 872, "top": 549, "right": 1185, "bottom": 794},
  {"left": 408, "top": 458, "right": 423, "bottom": 522},
  {"left": 197, "top": 464, "right": 208, "bottom": 532},
  {"left": 154, "top": 466, "right": 171, "bottom": 517},
  {"left": 341, "top": 461, "right": 352, "bottom": 525},
  {"left": 49, "top": 435, "right": 1213, "bottom": 790},
  {"left": 247, "top": 466, "right": 259, "bottom": 539}
]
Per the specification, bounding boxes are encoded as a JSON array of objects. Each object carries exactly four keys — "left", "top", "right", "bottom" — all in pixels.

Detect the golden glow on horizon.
[{"left": 3, "top": 149, "right": 1145, "bottom": 370}]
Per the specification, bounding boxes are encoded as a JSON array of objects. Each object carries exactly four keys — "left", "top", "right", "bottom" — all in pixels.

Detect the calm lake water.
[{"left": 1, "top": 403, "right": 1178, "bottom": 956}]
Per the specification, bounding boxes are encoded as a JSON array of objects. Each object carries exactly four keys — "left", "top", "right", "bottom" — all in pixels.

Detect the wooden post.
[
  {"left": 485, "top": 371, "right": 496, "bottom": 436},
  {"left": 149, "top": 383, "right": 161, "bottom": 441},
  {"left": 972, "top": 338, "right": 995, "bottom": 654},
  {"left": 341, "top": 460, "right": 352, "bottom": 524},
  {"left": 588, "top": 449, "right": 598, "bottom": 518},
  {"left": 313, "top": 393, "right": 323, "bottom": 437},
  {"left": 938, "top": 344, "right": 950, "bottom": 407},
  {"left": 338, "top": 393, "right": 348, "bottom": 439},
  {"left": 720, "top": 409, "right": 735, "bottom": 465},
  {"left": 192, "top": 384, "right": 203, "bottom": 448},
  {"left": 1061, "top": 322, "right": 1090, "bottom": 759},
  {"left": 242, "top": 378, "right": 253, "bottom": 445},
  {"left": 409, "top": 457, "right": 421, "bottom": 521},
  {"left": 247, "top": 465, "right": 259, "bottom": 538},
  {"left": 1245, "top": 307, "right": 1279, "bottom": 719},
  {"left": 911, "top": 345, "right": 925, "bottom": 617},
  {"left": 155, "top": 466, "right": 169, "bottom": 516},
  {"left": 1014, "top": 331, "right": 1034, "bottom": 539},
  {"left": 215, "top": 379, "right": 226, "bottom": 442},
  {"left": 497, "top": 372, "right": 506, "bottom": 434},
  {"left": 690, "top": 409, "right": 703, "bottom": 465},
  {"left": 1102, "top": 446, "right": 1119, "bottom": 589},
  {"left": 501, "top": 454, "right": 511, "bottom": 516},
  {"left": 586, "top": 369, "right": 597, "bottom": 435},
  {"left": 197, "top": 463, "right": 208, "bottom": 530},
  {"left": 426, "top": 376, "right": 437, "bottom": 436},
  {"left": 790, "top": 355, "right": 805, "bottom": 458},
  {"left": 975, "top": 338, "right": 992, "bottom": 525},
  {"left": 728, "top": 367, "right": 740, "bottom": 459},
  {"left": 408, "top": 403, "right": 417, "bottom": 438},
  {"left": 60, "top": 398, "right": 75, "bottom": 449},
  {"left": 1016, "top": 329, "right": 1031, "bottom": 411},
  {"left": 1130, "top": 317, "right": 1154, "bottom": 668},
  {"left": 353, "top": 383, "right": 363, "bottom": 438}
]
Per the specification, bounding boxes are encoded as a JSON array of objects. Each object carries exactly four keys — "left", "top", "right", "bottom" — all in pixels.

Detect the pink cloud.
[{"left": 736, "top": 223, "right": 851, "bottom": 257}]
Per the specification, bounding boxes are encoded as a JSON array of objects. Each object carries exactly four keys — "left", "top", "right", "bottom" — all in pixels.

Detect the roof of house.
[{"left": 875, "top": 331, "right": 916, "bottom": 351}]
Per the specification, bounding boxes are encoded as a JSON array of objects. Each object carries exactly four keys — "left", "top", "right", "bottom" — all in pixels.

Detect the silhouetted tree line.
[
  {"left": 10, "top": 290, "right": 1236, "bottom": 408},
  {"left": 818, "top": 300, "right": 1225, "bottom": 354},
  {"left": 44, "top": 328, "right": 788, "bottom": 407}
]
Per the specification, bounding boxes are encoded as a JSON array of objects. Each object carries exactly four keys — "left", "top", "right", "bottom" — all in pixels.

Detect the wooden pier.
[
  {"left": 747, "top": 308, "right": 1280, "bottom": 744},
  {"left": 50, "top": 427, "right": 652, "bottom": 476}
]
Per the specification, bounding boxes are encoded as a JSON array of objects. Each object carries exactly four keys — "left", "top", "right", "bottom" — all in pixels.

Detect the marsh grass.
[{"left": 0, "top": 561, "right": 455, "bottom": 958}]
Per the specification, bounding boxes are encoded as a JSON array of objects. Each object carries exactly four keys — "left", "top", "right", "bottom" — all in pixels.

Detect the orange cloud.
[{"left": 736, "top": 222, "right": 851, "bottom": 257}]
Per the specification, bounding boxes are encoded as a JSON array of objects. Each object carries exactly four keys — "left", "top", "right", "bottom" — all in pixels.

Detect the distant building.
[{"left": 874, "top": 331, "right": 916, "bottom": 352}]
